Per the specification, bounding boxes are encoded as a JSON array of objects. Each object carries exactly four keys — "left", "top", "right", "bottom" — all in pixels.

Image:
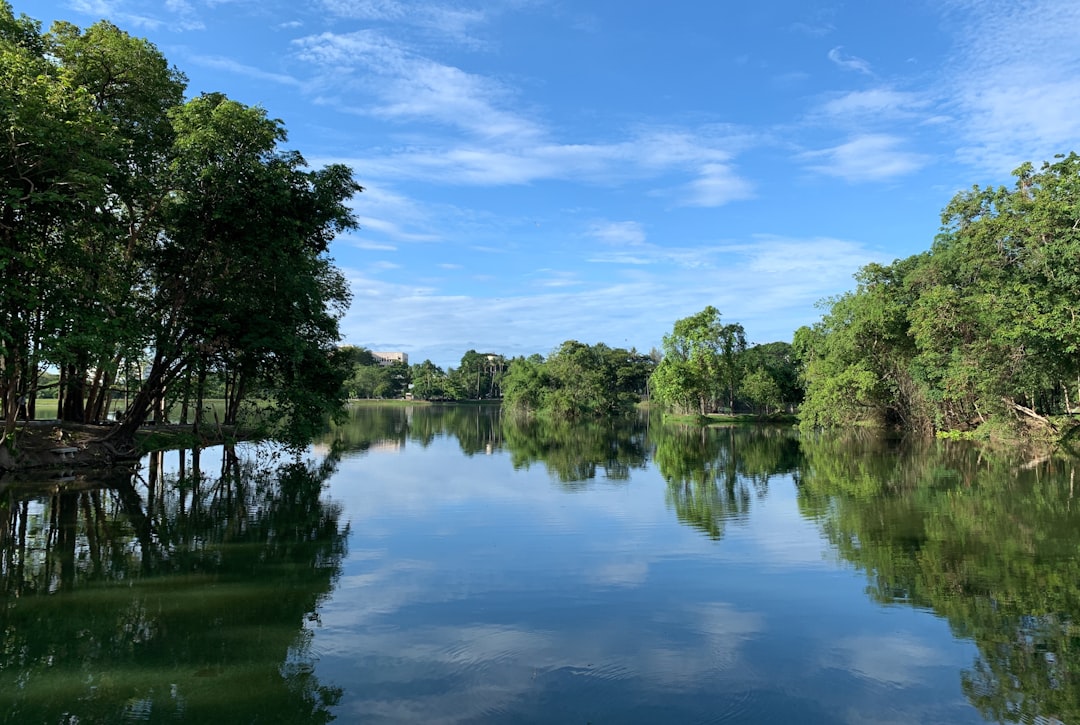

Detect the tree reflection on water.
[
  {"left": 797, "top": 433, "right": 1080, "bottom": 725},
  {"left": 0, "top": 445, "right": 348, "bottom": 724},
  {"left": 653, "top": 423, "right": 801, "bottom": 539}
]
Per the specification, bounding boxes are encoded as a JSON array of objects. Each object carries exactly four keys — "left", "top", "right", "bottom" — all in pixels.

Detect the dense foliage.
[
  {"left": 650, "top": 306, "right": 801, "bottom": 416},
  {"left": 797, "top": 154, "right": 1080, "bottom": 437},
  {"left": 0, "top": 3, "right": 360, "bottom": 447},
  {"left": 502, "top": 341, "right": 654, "bottom": 418}
]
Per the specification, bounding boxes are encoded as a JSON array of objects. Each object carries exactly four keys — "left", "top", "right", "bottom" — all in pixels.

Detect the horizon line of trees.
[
  {"left": 341, "top": 347, "right": 509, "bottom": 402},
  {"left": 0, "top": 3, "right": 360, "bottom": 447},
  {"left": 340, "top": 324, "right": 802, "bottom": 419}
]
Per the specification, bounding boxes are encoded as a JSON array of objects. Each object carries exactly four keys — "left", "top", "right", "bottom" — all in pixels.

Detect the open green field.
[
  {"left": 32, "top": 399, "right": 58, "bottom": 420},
  {"left": 30, "top": 399, "right": 230, "bottom": 422}
]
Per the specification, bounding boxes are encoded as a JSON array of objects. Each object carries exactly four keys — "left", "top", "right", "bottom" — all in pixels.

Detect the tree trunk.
[
  {"left": 1005, "top": 397, "right": 1058, "bottom": 432},
  {"left": 60, "top": 359, "right": 87, "bottom": 423},
  {"left": 193, "top": 363, "right": 206, "bottom": 438}
]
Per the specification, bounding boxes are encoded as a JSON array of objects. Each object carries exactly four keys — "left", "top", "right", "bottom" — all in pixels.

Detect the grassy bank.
[
  {"left": 663, "top": 412, "right": 799, "bottom": 425},
  {"left": 346, "top": 399, "right": 502, "bottom": 406}
]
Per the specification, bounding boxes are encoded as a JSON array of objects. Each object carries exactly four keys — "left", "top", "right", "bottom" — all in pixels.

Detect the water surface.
[{"left": 1, "top": 404, "right": 1077, "bottom": 723}]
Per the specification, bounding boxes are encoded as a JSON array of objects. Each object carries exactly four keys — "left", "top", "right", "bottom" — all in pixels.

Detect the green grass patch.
[
  {"left": 347, "top": 398, "right": 430, "bottom": 406},
  {"left": 935, "top": 429, "right": 981, "bottom": 441},
  {"left": 32, "top": 398, "right": 58, "bottom": 419},
  {"left": 664, "top": 411, "right": 798, "bottom": 426}
]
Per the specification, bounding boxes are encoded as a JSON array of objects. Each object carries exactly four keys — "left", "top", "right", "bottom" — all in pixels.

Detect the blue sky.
[{"left": 29, "top": 0, "right": 1080, "bottom": 369}]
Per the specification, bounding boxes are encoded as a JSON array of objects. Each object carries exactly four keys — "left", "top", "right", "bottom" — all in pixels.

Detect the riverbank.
[
  {"left": 662, "top": 412, "right": 799, "bottom": 426},
  {"left": 0, "top": 421, "right": 249, "bottom": 473}
]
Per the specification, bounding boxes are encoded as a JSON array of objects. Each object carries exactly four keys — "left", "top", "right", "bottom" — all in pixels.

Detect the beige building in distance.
[{"left": 372, "top": 351, "right": 408, "bottom": 366}]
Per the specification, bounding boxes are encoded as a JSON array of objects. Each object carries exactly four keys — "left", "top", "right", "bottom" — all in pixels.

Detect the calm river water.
[{"left": 1, "top": 404, "right": 1078, "bottom": 724}]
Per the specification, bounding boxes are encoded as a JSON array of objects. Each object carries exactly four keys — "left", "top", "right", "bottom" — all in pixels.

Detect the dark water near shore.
[{"left": 2, "top": 404, "right": 1078, "bottom": 723}]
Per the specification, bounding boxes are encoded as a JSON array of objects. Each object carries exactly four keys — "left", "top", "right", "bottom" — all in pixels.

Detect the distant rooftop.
[{"left": 372, "top": 351, "right": 408, "bottom": 366}]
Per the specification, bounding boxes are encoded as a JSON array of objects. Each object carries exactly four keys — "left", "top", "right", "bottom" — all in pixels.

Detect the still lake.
[{"left": 2, "top": 404, "right": 1078, "bottom": 724}]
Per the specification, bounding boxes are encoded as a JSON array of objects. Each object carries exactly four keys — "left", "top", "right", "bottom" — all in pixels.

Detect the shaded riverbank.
[{"left": 0, "top": 420, "right": 250, "bottom": 474}]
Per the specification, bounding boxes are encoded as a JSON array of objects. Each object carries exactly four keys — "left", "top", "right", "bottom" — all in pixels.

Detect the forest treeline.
[
  {"left": 365, "top": 329, "right": 803, "bottom": 421},
  {"left": 796, "top": 154, "right": 1080, "bottom": 439},
  {"left": 0, "top": 3, "right": 360, "bottom": 448}
]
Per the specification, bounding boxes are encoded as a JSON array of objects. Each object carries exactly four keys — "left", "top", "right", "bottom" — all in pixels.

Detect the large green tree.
[
  {"left": 47, "top": 18, "right": 186, "bottom": 425},
  {"left": 112, "top": 92, "right": 360, "bottom": 444},
  {"left": 0, "top": 2, "right": 362, "bottom": 450},
  {"left": 0, "top": 4, "right": 105, "bottom": 440},
  {"left": 502, "top": 342, "right": 653, "bottom": 418},
  {"left": 650, "top": 306, "right": 745, "bottom": 415},
  {"left": 799, "top": 154, "right": 1080, "bottom": 437}
]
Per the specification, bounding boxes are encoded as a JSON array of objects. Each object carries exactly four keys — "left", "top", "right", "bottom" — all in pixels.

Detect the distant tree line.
[
  {"left": 650, "top": 306, "right": 802, "bottom": 417},
  {"left": 795, "top": 154, "right": 1080, "bottom": 438},
  {"left": 341, "top": 347, "right": 509, "bottom": 402},
  {"left": 0, "top": 4, "right": 360, "bottom": 447},
  {"left": 340, "top": 324, "right": 801, "bottom": 420}
]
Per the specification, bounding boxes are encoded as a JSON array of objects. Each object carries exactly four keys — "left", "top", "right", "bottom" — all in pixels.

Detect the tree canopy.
[
  {"left": 0, "top": 3, "right": 361, "bottom": 449},
  {"left": 797, "top": 154, "right": 1080, "bottom": 438},
  {"left": 502, "top": 341, "right": 654, "bottom": 418}
]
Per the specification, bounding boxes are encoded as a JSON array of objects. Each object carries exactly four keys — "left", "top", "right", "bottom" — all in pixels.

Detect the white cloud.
[
  {"left": 681, "top": 162, "right": 755, "bottom": 207},
  {"left": 353, "top": 216, "right": 439, "bottom": 242},
  {"left": 68, "top": 0, "right": 164, "bottom": 29},
  {"left": 827, "top": 46, "right": 873, "bottom": 75},
  {"left": 941, "top": 1, "right": 1080, "bottom": 171},
  {"left": 816, "top": 88, "right": 928, "bottom": 122},
  {"left": 294, "top": 31, "right": 755, "bottom": 196},
  {"left": 332, "top": 129, "right": 753, "bottom": 191},
  {"left": 588, "top": 221, "right": 647, "bottom": 246},
  {"left": 69, "top": 0, "right": 206, "bottom": 30},
  {"left": 349, "top": 240, "right": 397, "bottom": 251},
  {"left": 802, "top": 134, "right": 929, "bottom": 182},
  {"left": 824, "top": 634, "right": 944, "bottom": 687},
  {"left": 319, "top": 0, "right": 488, "bottom": 47},
  {"left": 531, "top": 269, "right": 582, "bottom": 288},
  {"left": 163, "top": 0, "right": 204, "bottom": 30},
  {"left": 187, "top": 55, "right": 301, "bottom": 86},
  {"left": 338, "top": 233, "right": 884, "bottom": 367},
  {"left": 294, "top": 30, "right": 541, "bottom": 142},
  {"left": 334, "top": 184, "right": 446, "bottom": 244}
]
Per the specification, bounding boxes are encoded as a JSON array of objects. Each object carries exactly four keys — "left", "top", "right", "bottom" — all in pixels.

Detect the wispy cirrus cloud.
[
  {"left": 294, "top": 30, "right": 541, "bottom": 141},
  {"left": 69, "top": 0, "right": 205, "bottom": 30},
  {"left": 940, "top": 0, "right": 1080, "bottom": 171},
  {"left": 337, "top": 184, "right": 444, "bottom": 244},
  {"left": 187, "top": 55, "right": 301, "bottom": 86},
  {"left": 319, "top": 0, "right": 488, "bottom": 47},
  {"left": 680, "top": 162, "right": 755, "bottom": 207},
  {"left": 339, "top": 232, "right": 884, "bottom": 367},
  {"left": 163, "top": 0, "right": 204, "bottom": 29},
  {"left": 330, "top": 130, "right": 753, "bottom": 200},
  {"left": 588, "top": 221, "right": 647, "bottom": 246},
  {"left": 352, "top": 217, "right": 438, "bottom": 242},
  {"left": 68, "top": 0, "right": 166, "bottom": 29},
  {"left": 814, "top": 87, "right": 929, "bottom": 123},
  {"left": 293, "top": 28, "right": 755, "bottom": 204},
  {"left": 827, "top": 46, "right": 873, "bottom": 75},
  {"left": 801, "top": 134, "right": 929, "bottom": 182}
]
